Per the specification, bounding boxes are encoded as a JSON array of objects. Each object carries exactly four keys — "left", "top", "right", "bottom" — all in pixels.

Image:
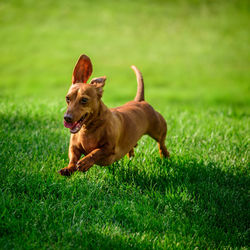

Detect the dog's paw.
[
  {"left": 58, "top": 167, "right": 75, "bottom": 176},
  {"left": 76, "top": 159, "right": 93, "bottom": 172}
]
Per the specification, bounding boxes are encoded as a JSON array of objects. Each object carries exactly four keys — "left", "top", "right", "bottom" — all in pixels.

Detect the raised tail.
[{"left": 131, "top": 65, "right": 145, "bottom": 102}]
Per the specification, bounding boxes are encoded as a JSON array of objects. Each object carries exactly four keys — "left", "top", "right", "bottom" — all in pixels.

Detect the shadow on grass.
[{"left": 107, "top": 156, "right": 249, "bottom": 247}]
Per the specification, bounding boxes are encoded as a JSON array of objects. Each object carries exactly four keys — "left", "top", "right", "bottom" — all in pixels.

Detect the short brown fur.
[{"left": 59, "top": 55, "right": 169, "bottom": 176}]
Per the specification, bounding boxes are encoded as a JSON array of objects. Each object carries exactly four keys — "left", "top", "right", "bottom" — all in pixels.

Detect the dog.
[{"left": 58, "top": 54, "right": 169, "bottom": 176}]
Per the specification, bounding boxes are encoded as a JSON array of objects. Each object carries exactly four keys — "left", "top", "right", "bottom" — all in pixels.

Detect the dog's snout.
[{"left": 64, "top": 114, "right": 73, "bottom": 123}]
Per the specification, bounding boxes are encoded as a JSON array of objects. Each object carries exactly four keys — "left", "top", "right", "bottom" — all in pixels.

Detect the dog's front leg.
[
  {"left": 58, "top": 146, "right": 82, "bottom": 176},
  {"left": 76, "top": 147, "right": 112, "bottom": 172}
]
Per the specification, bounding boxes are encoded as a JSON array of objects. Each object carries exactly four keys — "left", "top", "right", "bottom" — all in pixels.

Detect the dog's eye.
[
  {"left": 81, "top": 98, "right": 88, "bottom": 104},
  {"left": 66, "top": 96, "right": 70, "bottom": 103}
]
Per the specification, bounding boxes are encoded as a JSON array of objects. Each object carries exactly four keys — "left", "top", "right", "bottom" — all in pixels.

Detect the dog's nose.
[{"left": 64, "top": 114, "right": 73, "bottom": 123}]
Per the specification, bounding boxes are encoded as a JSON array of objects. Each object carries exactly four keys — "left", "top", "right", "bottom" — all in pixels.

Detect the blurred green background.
[{"left": 0, "top": 0, "right": 249, "bottom": 108}]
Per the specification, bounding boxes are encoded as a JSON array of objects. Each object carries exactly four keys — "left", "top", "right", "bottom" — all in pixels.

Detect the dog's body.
[{"left": 59, "top": 55, "right": 169, "bottom": 176}]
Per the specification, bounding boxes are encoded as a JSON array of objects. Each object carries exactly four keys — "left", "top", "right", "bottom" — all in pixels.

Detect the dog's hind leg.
[
  {"left": 157, "top": 135, "right": 170, "bottom": 158},
  {"left": 148, "top": 114, "right": 170, "bottom": 158},
  {"left": 127, "top": 143, "right": 138, "bottom": 158},
  {"left": 127, "top": 148, "right": 135, "bottom": 158},
  {"left": 151, "top": 130, "right": 170, "bottom": 158}
]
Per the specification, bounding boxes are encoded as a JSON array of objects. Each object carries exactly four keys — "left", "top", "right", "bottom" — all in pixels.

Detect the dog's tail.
[{"left": 131, "top": 65, "right": 145, "bottom": 102}]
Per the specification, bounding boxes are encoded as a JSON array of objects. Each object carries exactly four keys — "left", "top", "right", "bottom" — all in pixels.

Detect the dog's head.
[{"left": 64, "top": 55, "right": 106, "bottom": 134}]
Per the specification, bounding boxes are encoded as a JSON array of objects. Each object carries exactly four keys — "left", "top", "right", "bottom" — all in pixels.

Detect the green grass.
[{"left": 0, "top": 0, "right": 249, "bottom": 249}]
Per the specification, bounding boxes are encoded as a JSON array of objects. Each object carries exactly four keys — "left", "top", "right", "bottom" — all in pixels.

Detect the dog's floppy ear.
[
  {"left": 72, "top": 54, "right": 93, "bottom": 84},
  {"left": 90, "top": 76, "right": 106, "bottom": 97}
]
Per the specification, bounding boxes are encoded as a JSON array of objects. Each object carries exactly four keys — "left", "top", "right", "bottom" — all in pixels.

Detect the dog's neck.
[{"left": 82, "top": 100, "right": 110, "bottom": 132}]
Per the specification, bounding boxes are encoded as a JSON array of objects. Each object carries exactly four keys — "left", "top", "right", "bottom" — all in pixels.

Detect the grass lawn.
[{"left": 0, "top": 0, "right": 249, "bottom": 249}]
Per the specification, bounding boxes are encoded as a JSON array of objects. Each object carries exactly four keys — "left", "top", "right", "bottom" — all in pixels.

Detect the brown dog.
[{"left": 58, "top": 55, "right": 169, "bottom": 176}]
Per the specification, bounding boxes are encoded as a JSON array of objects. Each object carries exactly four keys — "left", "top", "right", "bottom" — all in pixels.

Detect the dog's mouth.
[{"left": 64, "top": 113, "right": 88, "bottom": 134}]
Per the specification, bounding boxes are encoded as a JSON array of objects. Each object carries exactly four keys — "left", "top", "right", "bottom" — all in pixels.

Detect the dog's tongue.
[{"left": 64, "top": 121, "right": 77, "bottom": 129}]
